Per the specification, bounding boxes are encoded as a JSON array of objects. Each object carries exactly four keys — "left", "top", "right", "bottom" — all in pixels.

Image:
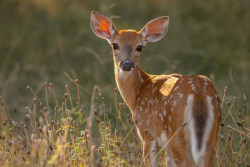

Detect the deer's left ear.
[
  {"left": 91, "top": 11, "right": 117, "bottom": 41},
  {"left": 139, "top": 16, "right": 169, "bottom": 43}
]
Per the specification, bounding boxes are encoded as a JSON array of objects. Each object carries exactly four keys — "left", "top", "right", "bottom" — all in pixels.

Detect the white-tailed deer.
[{"left": 91, "top": 11, "right": 221, "bottom": 167}]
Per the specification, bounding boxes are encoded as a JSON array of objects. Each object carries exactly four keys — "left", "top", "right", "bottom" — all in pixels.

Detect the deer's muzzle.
[{"left": 120, "top": 59, "right": 134, "bottom": 71}]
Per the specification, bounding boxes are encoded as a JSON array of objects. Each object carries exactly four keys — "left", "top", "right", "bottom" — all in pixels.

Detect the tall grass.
[{"left": 0, "top": 80, "right": 249, "bottom": 166}]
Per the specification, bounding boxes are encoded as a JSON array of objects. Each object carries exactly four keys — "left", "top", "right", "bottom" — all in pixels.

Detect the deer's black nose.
[{"left": 120, "top": 60, "right": 134, "bottom": 71}]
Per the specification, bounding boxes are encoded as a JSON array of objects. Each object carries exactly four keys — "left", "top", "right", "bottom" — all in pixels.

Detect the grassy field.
[
  {"left": 0, "top": 0, "right": 249, "bottom": 166},
  {"left": 0, "top": 82, "right": 249, "bottom": 166}
]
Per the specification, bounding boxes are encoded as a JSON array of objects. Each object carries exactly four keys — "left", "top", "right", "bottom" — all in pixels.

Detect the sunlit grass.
[{"left": 0, "top": 80, "right": 249, "bottom": 166}]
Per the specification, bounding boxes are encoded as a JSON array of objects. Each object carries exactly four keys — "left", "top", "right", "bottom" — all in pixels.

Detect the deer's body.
[{"left": 91, "top": 11, "right": 221, "bottom": 167}]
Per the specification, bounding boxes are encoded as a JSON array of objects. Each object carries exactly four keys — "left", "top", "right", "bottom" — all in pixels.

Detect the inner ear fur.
[
  {"left": 91, "top": 11, "right": 117, "bottom": 40},
  {"left": 139, "top": 16, "right": 169, "bottom": 43}
]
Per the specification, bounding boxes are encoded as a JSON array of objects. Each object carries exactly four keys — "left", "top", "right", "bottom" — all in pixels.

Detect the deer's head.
[{"left": 91, "top": 11, "right": 169, "bottom": 78}]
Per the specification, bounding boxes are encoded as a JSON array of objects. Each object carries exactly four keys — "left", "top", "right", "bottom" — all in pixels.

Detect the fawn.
[{"left": 91, "top": 11, "right": 221, "bottom": 167}]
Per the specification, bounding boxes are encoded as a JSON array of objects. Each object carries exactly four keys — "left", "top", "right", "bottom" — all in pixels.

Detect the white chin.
[{"left": 118, "top": 68, "right": 134, "bottom": 78}]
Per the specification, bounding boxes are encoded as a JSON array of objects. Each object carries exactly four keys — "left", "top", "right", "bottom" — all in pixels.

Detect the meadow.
[
  {"left": 0, "top": 82, "right": 249, "bottom": 166},
  {"left": 0, "top": 0, "right": 249, "bottom": 166}
]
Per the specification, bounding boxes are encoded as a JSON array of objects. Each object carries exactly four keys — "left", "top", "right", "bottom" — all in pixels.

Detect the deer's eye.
[
  {"left": 112, "top": 43, "right": 119, "bottom": 50},
  {"left": 136, "top": 45, "right": 143, "bottom": 52}
]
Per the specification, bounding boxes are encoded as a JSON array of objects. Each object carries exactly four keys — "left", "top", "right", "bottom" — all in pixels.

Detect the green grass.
[{"left": 0, "top": 81, "right": 249, "bottom": 166}]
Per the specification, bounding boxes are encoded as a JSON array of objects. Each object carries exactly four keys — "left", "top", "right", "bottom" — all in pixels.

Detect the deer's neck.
[{"left": 114, "top": 64, "right": 150, "bottom": 111}]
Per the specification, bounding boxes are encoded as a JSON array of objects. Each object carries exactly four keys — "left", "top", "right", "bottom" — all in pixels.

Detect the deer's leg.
[
  {"left": 199, "top": 149, "right": 214, "bottom": 167},
  {"left": 166, "top": 149, "right": 175, "bottom": 167},
  {"left": 142, "top": 138, "right": 158, "bottom": 167},
  {"left": 168, "top": 130, "right": 194, "bottom": 167}
]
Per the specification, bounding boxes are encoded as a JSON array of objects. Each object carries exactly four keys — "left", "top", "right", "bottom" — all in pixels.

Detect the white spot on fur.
[
  {"left": 169, "top": 94, "right": 173, "bottom": 99},
  {"left": 139, "top": 106, "right": 142, "bottom": 111},
  {"left": 203, "top": 85, "right": 207, "bottom": 93},
  {"left": 191, "top": 84, "right": 196, "bottom": 91},
  {"left": 168, "top": 115, "right": 172, "bottom": 122},
  {"left": 157, "top": 132, "right": 167, "bottom": 147},
  {"left": 155, "top": 110, "right": 158, "bottom": 115},
  {"left": 188, "top": 80, "right": 193, "bottom": 84},
  {"left": 173, "top": 101, "right": 177, "bottom": 106},
  {"left": 138, "top": 70, "right": 144, "bottom": 83},
  {"left": 146, "top": 120, "right": 150, "bottom": 126},
  {"left": 162, "top": 95, "right": 166, "bottom": 101},
  {"left": 159, "top": 113, "right": 164, "bottom": 122},
  {"left": 168, "top": 127, "right": 172, "bottom": 133},
  {"left": 154, "top": 97, "right": 158, "bottom": 104},
  {"left": 164, "top": 101, "right": 167, "bottom": 106},
  {"left": 152, "top": 86, "right": 158, "bottom": 93},
  {"left": 163, "top": 110, "right": 167, "bottom": 116},
  {"left": 173, "top": 86, "right": 179, "bottom": 91},
  {"left": 149, "top": 99, "right": 154, "bottom": 105},
  {"left": 178, "top": 92, "right": 183, "bottom": 98},
  {"left": 137, "top": 97, "right": 140, "bottom": 102}
]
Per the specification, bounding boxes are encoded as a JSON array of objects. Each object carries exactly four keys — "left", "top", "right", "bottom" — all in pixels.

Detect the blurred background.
[{"left": 0, "top": 0, "right": 249, "bottom": 120}]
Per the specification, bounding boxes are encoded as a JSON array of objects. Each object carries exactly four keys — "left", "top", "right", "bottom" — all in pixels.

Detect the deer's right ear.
[{"left": 91, "top": 11, "right": 117, "bottom": 41}]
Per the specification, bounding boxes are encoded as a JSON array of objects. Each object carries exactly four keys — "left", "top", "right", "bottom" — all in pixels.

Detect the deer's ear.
[
  {"left": 91, "top": 11, "right": 117, "bottom": 40},
  {"left": 139, "top": 16, "right": 169, "bottom": 43}
]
